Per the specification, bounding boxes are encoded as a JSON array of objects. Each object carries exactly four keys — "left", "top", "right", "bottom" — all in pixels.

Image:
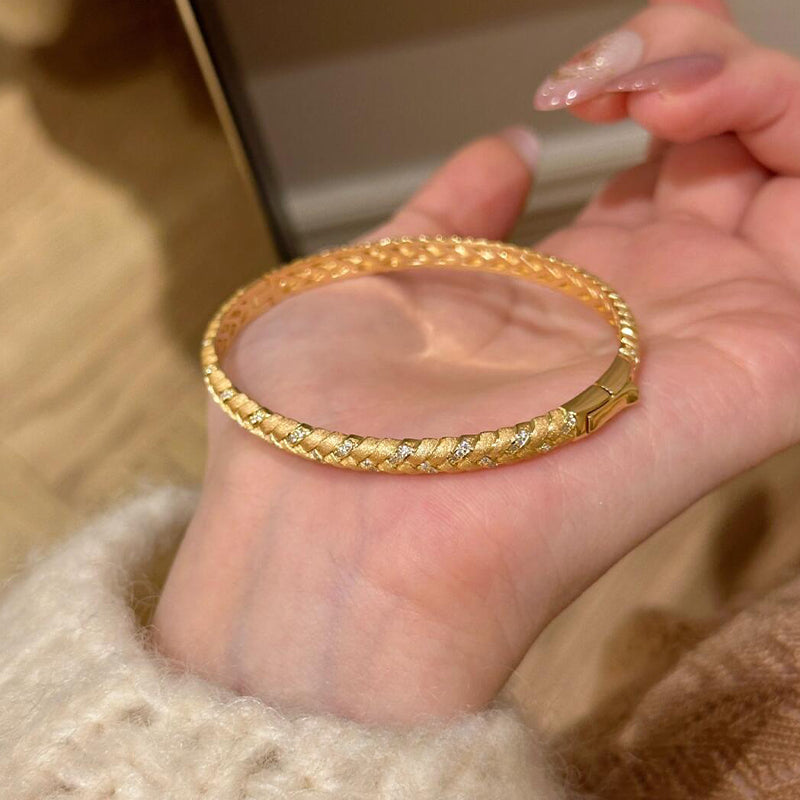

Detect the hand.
[{"left": 154, "top": 0, "right": 800, "bottom": 725}]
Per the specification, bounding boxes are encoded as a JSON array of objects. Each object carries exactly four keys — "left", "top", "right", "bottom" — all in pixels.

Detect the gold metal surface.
[{"left": 201, "top": 236, "right": 640, "bottom": 474}]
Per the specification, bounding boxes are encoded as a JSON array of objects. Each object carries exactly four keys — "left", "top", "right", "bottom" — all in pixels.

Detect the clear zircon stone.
[
  {"left": 334, "top": 439, "right": 356, "bottom": 458},
  {"left": 388, "top": 443, "right": 414, "bottom": 464},
  {"left": 287, "top": 426, "right": 311, "bottom": 445},
  {"left": 507, "top": 428, "right": 530, "bottom": 453},
  {"left": 248, "top": 410, "right": 267, "bottom": 426},
  {"left": 450, "top": 439, "right": 474, "bottom": 461}
]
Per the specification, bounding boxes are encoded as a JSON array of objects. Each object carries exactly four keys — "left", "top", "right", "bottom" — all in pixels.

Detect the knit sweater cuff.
[{"left": 0, "top": 487, "right": 565, "bottom": 799}]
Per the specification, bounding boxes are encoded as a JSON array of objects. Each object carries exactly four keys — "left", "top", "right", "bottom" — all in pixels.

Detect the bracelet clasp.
[{"left": 564, "top": 355, "right": 639, "bottom": 437}]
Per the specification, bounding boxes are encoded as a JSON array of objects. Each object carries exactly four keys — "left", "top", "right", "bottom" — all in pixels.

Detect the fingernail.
[
  {"left": 534, "top": 30, "right": 644, "bottom": 111},
  {"left": 498, "top": 125, "right": 541, "bottom": 172},
  {"left": 605, "top": 53, "right": 724, "bottom": 93}
]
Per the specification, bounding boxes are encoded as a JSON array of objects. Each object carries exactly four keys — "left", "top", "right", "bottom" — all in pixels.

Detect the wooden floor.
[{"left": 2, "top": 0, "right": 799, "bottom": 732}]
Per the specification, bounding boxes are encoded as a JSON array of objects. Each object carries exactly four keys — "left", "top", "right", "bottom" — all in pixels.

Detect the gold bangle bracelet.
[{"left": 201, "top": 236, "right": 640, "bottom": 475}]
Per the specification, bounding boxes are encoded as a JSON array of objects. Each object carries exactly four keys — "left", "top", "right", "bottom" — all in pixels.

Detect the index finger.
[
  {"left": 621, "top": 4, "right": 800, "bottom": 176},
  {"left": 537, "top": 2, "right": 800, "bottom": 177}
]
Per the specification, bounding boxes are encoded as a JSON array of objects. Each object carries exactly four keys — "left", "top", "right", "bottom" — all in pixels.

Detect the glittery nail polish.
[
  {"left": 534, "top": 30, "right": 645, "bottom": 111},
  {"left": 605, "top": 53, "right": 724, "bottom": 94}
]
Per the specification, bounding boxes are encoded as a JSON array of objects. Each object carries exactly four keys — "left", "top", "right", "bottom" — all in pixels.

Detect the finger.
[
  {"left": 534, "top": 0, "right": 734, "bottom": 115},
  {"left": 648, "top": 0, "right": 733, "bottom": 21},
  {"left": 575, "top": 159, "right": 660, "bottom": 228},
  {"left": 740, "top": 178, "right": 800, "bottom": 288},
  {"left": 535, "top": 3, "right": 800, "bottom": 176},
  {"left": 568, "top": 92, "right": 629, "bottom": 124},
  {"left": 620, "top": 6, "right": 800, "bottom": 176},
  {"left": 653, "top": 134, "right": 770, "bottom": 231},
  {"left": 362, "top": 127, "right": 538, "bottom": 242},
  {"left": 558, "top": 0, "right": 726, "bottom": 175},
  {"left": 567, "top": 0, "right": 732, "bottom": 145},
  {"left": 567, "top": 84, "right": 666, "bottom": 159},
  {"left": 646, "top": 137, "right": 670, "bottom": 162}
]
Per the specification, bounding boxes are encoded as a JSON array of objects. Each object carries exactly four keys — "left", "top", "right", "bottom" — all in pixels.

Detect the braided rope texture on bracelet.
[{"left": 201, "top": 236, "right": 639, "bottom": 474}]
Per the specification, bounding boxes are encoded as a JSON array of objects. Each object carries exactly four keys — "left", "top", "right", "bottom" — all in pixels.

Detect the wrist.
[{"left": 154, "top": 430, "right": 519, "bottom": 725}]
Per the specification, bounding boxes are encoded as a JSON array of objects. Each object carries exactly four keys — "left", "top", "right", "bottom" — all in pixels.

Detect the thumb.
[
  {"left": 648, "top": 0, "right": 733, "bottom": 21},
  {"left": 361, "top": 127, "right": 539, "bottom": 243}
]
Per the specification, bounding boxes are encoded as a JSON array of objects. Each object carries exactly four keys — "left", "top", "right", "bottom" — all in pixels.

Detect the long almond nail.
[
  {"left": 534, "top": 30, "right": 645, "bottom": 111},
  {"left": 605, "top": 53, "right": 724, "bottom": 94}
]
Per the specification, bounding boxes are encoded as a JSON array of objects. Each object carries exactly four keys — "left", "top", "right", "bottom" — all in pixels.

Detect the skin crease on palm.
[{"left": 153, "top": 0, "right": 800, "bottom": 725}]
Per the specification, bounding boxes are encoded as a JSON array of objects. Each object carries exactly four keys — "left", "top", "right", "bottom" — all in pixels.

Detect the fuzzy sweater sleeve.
[{"left": 0, "top": 488, "right": 566, "bottom": 799}]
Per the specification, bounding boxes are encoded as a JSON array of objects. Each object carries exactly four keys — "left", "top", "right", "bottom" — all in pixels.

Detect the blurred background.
[
  {"left": 1, "top": 0, "right": 799, "bottom": 732},
  {"left": 186, "top": 0, "right": 800, "bottom": 252}
]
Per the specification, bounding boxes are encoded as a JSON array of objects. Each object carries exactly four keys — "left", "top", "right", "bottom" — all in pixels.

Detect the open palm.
[{"left": 156, "top": 0, "right": 800, "bottom": 725}]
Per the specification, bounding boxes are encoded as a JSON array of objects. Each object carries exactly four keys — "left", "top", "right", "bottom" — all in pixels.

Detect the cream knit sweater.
[
  {"left": 0, "top": 488, "right": 564, "bottom": 799},
  {"left": 6, "top": 487, "right": 800, "bottom": 798}
]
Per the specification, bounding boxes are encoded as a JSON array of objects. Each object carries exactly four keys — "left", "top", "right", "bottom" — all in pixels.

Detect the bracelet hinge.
[{"left": 564, "top": 356, "right": 639, "bottom": 438}]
